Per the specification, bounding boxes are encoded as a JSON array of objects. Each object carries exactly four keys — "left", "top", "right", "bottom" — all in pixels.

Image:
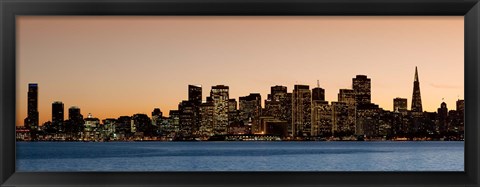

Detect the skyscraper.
[
  {"left": 188, "top": 85, "right": 202, "bottom": 105},
  {"left": 210, "top": 85, "right": 229, "bottom": 135},
  {"left": 338, "top": 89, "right": 356, "bottom": 134},
  {"left": 179, "top": 101, "right": 195, "bottom": 136},
  {"left": 188, "top": 85, "right": 202, "bottom": 135},
  {"left": 292, "top": 85, "right": 311, "bottom": 137},
  {"left": 437, "top": 101, "right": 448, "bottom": 134},
  {"left": 52, "top": 101, "right": 64, "bottom": 132},
  {"left": 68, "top": 106, "right": 84, "bottom": 134},
  {"left": 239, "top": 93, "right": 262, "bottom": 133},
  {"left": 312, "top": 82, "right": 325, "bottom": 101},
  {"left": 311, "top": 100, "right": 331, "bottom": 137},
  {"left": 24, "top": 83, "right": 39, "bottom": 130},
  {"left": 411, "top": 66, "right": 423, "bottom": 112},
  {"left": 352, "top": 75, "right": 371, "bottom": 104}
]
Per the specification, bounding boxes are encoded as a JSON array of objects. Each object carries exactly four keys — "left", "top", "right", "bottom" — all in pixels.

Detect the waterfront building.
[
  {"left": 356, "top": 103, "right": 381, "bottom": 137},
  {"left": 411, "top": 66, "right": 423, "bottom": 113},
  {"left": 265, "top": 85, "right": 292, "bottom": 135},
  {"left": 51, "top": 101, "right": 64, "bottom": 132},
  {"left": 239, "top": 93, "right": 262, "bottom": 133},
  {"left": 260, "top": 116, "right": 288, "bottom": 137},
  {"left": 292, "top": 85, "right": 311, "bottom": 137},
  {"left": 116, "top": 116, "right": 132, "bottom": 139},
  {"left": 353, "top": 75, "right": 371, "bottom": 104},
  {"left": 102, "top": 118, "right": 117, "bottom": 140},
  {"left": 131, "top": 114, "right": 153, "bottom": 136},
  {"left": 24, "top": 83, "right": 39, "bottom": 131}
]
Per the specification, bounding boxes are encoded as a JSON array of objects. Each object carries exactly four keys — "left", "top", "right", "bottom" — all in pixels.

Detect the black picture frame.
[{"left": 1, "top": 0, "right": 479, "bottom": 186}]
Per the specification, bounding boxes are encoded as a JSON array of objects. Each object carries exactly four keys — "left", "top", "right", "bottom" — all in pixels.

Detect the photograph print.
[{"left": 15, "top": 16, "right": 464, "bottom": 171}]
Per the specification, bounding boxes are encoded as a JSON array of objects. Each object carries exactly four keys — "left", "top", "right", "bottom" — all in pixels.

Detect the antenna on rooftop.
[{"left": 317, "top": 80, "right": 320, "bottom": 88}]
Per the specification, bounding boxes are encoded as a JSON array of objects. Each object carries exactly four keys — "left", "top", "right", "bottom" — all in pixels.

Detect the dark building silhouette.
[
  {"left": 268, "top": 85, "right": 288, "bottom": 101},
  {"left": 132, "top": 114, "right": 153, "bottom": 136},
  {"left": 188, "top": 85, "right": 202, "bottom": 136},
  {"left": 227, "top": 99, "right": 240, "bottom": 129},
  {"left": 239, "top": 93, "right": 262, "bottom": 133},
  {"left": 24, "top": 83, "right": 39, "bottom": 130},
  {"left": 292, "top": 85, "right": 311, "bottom": 137},
  {"left": 312, "top": 81, "right": 325, "bottom": 101},
  {"left": 116, "top": 116, "right": 132, "bottom": 135},
  {"left": 437, "top": 102, "right": 448, "bottom": 134},
  {"left": 52, "top": 101, "right": 64, "bottom": 132},
  {"left": 338, "top": 89, "right": 356, "bottom": 134},
  {"left": 188, "top": 85, "right": 202, "bottom": 105},
  {"left": 68, "top": 106, "right": 84, "bottom": 133},
  {"left": 393, "top": 97, "right": 408, "bottom": 112},
  {"left": 352, "top": 75, "right": 371, "bottom": 104},
  {"left": 411, "top": 67, "right": 423, "bottom": 112},
  {"left": 152, "top": 108, "right": 163, "bottom": 118},
  {"left": 152, "top": 108, "right": 163, "bottom": 127}
]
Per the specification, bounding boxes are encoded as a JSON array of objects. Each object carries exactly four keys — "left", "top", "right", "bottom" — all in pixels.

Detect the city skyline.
[{"left": 16, "top": 16, "right": 463, "bottom": 125}]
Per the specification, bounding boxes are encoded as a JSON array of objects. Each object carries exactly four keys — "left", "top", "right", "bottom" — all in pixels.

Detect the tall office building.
[
  {"left": 199, "top": 101, "right": 215, "bottom": 137},
  {"left": 268, "top": 85, "right": 288, "bottom": 101},
  {"left": 179, "top": 101, "right": 196, "bottom": 136},
  {"left": 411, "top": 66, "right": 423, "bottom": 112},
  {"left": 227, "top": 98, "right": 240, "bottom": 128},
  {"left": 239, "top": 93, "right": 262, "bottom": 133},
  {"left": 68, "top": 106, "right": 83, "bottom": 134},
  {"left": 311, "top": 100, "right": 331, "bottom": 137},
  {"left": 188, "top": 85, "right": 202, "bottom": 136},
  {"left": 338, "top": 89, "right": 356, "bottom": 134},
  {"left": 188, "top": 85, "right": 202, "bottom": 105},
  {"left": 437, "top": 102, "right": 448, "bottom": 134},
  {"left": 312, "top": 82, "right": 325, "bottom": 101},
  {"left": 52, "top": 101, "right": 64, "bottom": 132},
  {"left": 24, "top": 83, "right": 39, "bottom": 130},
  {"left": 292, "top": 85, "right": 311, "bottom": 137},
  {"left": 210, "top": 85, "right": 229, "bottom": 135},
  {"left": 456, "top": 99, "right": 465, "bottom": 113},
  {"left": 352, "top": 75, "right": 371, "bottom": 104},
  {"left": 331, "top": 101, "right": 349, "bottom": 135},
  {"left": 393, "top": 97, "right": 408, "bottom": 112}
]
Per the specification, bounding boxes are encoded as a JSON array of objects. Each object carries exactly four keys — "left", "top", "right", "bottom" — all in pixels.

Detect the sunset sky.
[{"left": 16, "top": 16, "right": 464, "bottom": 126}]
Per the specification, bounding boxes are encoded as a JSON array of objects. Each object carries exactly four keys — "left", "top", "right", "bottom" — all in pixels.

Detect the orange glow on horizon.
[{"left": 16, "top": 16, "right": 464, "bottom": 126}]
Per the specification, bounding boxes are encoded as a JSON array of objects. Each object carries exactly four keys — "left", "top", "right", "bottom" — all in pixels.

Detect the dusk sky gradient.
[{"left": 16, "top": 16, "right": 464, "bottom": 126}]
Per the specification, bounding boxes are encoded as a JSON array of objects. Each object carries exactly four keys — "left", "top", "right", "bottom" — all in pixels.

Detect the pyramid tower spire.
[
  {"left": 414, "top": 66, "right": 419, "bottom": 82},
  {"left": 411, "top": 66, "right": 423, "bottom": 112}
]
